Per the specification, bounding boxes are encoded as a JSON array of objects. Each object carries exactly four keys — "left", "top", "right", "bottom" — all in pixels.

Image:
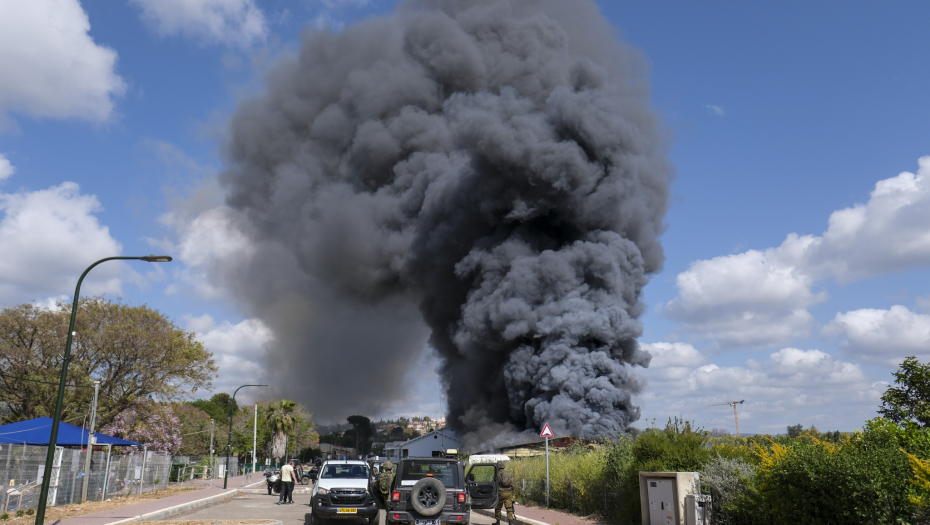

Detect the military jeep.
[{"left": 370, "top": 457, "right": 500, "bottom": 525}]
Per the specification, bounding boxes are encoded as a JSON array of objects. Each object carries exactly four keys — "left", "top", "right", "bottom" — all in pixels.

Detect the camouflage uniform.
[
  {"left": 494, "top": 462, "right": 515, "bottom": 524},
  {"left": 378, "top": 460, "right": 396, "bottom": 499}
]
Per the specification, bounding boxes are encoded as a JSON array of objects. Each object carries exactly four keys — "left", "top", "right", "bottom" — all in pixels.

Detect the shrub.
[
  {"left": 0, "top": 513, "right": 8, "bottom": 521},
  {"left": 606, "top": 418, "right": 712, "bottom": 524},
  {"left": 14, "top": 510, "right": 23, "bottom": 517},
  {"left": 903, "top": 449, "right": 930, "bottom": 521},
  {"left": 509, "top": 440, "right": 610, "bottom": 515},
  {"left": 734, "top": 435, "right": 916, "bottom": 524},
  {"left": 26, "top": 509, "right": 34, "bottom": 516},
  {"left": 631, "top": 418, "right": 711, "bottom": 473},
  {"left": 700, "top": 455, "right": 754, "bottom": 525}
]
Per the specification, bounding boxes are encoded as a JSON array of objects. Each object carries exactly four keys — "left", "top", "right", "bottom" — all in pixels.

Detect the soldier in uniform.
[
  {"left": 494, "top": 461, "right": 515, "bottom": 525},
  {"left": 377, "top": 460, "right": 396, "bottom": 500}
]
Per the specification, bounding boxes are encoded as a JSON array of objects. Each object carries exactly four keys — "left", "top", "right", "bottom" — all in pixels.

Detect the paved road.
[{"left": 170, "top": 492, "right": 498, "bottom": 525}]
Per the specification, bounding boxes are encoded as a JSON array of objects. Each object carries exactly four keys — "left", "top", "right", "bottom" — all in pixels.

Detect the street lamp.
[
  {"left": 225, "top": 384, "right": 267, "bottom": 489},
  {"left": 35, "top": 255, "right": 172, "bottom": 525}
]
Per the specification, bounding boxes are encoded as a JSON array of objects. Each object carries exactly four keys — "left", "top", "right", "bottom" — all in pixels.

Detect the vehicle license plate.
[
  {"left": 338, "top": 508, "right": 358, "bottom": 514},
  {"left": 415, "top": 520, "right": 439, "bottom": 525}
]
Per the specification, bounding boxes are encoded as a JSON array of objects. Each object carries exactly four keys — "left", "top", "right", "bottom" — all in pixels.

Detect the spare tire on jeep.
[{"left": 410, "top": 477, "right": 446, "bottom": 517}]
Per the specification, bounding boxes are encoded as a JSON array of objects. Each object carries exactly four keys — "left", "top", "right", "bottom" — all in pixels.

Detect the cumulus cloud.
[
  {"left": 640, "top": 342, "right": 706, "bottom": 369},
  {"left": 0, "top": 183, "right": 127, "bottom": 306},
  {"left": 637, "top": 344, "right": 882, "bottom": 433},
  {"left": 0, "top": 155, "right": 14, "bottom": 182},
  {"left": 664, "top": 234, "right": 825, "bottom": 347},
  {"left": 129, "top": 0, "right": 267, "bottom": 48},
  {"left": 825, "top": 305, "right": 930, "bottom": 366},
  {"left": 184, "top": 314, "right": 273, "bottom": 402},
  {"left": 161, "top": 205, "right": 254, "bottom": 299},
  {"left": 0, "top": 0, "right": 125, "bottom": 126},
  {"left": 810, "top": 157, "right": 930, "bottom": 280},
  {"left": 666, "top": 156, "right": 930, "bottom": 347}
]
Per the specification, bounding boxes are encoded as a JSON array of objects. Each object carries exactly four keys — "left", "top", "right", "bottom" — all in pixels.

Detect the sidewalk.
[
  {"left": 47, "top": 474, "right": 263, "bottom": 525},
  {"left": 475, "top": 502, "right": 610, "bottom": 525}
]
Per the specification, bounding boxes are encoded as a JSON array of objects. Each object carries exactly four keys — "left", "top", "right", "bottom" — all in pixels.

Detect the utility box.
[
  {"left": 639, "top": 472, "right": 701, "bottom": 525},
  {"left": 685, "top": 494, "right": 712, "bottom": 525}
]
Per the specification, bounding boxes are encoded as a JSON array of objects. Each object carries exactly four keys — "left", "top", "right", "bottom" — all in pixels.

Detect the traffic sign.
[{"left": 540, "top": 423, "right": 554, "bottom": 438}]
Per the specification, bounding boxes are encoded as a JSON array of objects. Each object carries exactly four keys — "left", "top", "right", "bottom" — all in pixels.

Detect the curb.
[
  {"left": 107, "top": 489, "right": 241, "bottom": 524},
  {"left": 473, "top": 508, "right": 550, "bottom": 525}
]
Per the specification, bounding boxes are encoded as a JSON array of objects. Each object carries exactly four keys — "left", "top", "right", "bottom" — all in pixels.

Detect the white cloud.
[
  {"left": 0, "top": 155, "right": 14, "bottom": 182},
  {"left": 0, "top": 0, "right": 125, "bottom": 126},
  {"left": 666, "top": 156, "right": 930, "bottom": 348},
  {"left": 184, "top": 314, "right": 273, "bottom": 402},
  {"left": 663, "top": 234, "right": 825, "bottom": 348},
  {"left": 129, "top": 0, "right": 267, "bottom": 48},
  {"left": 705, "top": 104, "right": 724, "bottom": 116},
  {"left": 0, "top": 183, "right": 127, "bottom": 306},
  {"left": 810, "top": 156, "right": 930, "bottom": 280},
  {"left": 825, "top": 305, "right": 930, "bottom": 366},
  {"left": 160, "top": 205, "right": 254, "bottom": 299},
  {"left": 637, "top": 344, "right": 881, "bottom": 433},
  {"left": 640, "top": 342, "right": 706, "bottom": 368}
]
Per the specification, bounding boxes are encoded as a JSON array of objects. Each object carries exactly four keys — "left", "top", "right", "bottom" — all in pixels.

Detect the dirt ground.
[{"left": 0, "top": 486, "right": 198, "bottom": 525}]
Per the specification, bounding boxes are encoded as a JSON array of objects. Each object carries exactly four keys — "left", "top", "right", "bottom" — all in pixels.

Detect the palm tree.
[{"left": 267, "top": 400, "right": 299, "bottom": 462}]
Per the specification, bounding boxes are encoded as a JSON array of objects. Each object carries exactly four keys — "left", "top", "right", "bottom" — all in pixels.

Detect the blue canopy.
[{"left": 0, "top": 417, "right": 142, "bottom": 446}]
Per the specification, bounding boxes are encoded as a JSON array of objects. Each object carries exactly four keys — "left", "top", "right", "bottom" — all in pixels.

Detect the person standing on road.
[
  {"left": 376, "top": 460, "right": 395, "bottom": 501},
  {"left": 279, "top": 460, "right": 296, "bottom": 505},
  {"left": 494, "top": 461, "right": 516, "bottom": 525}
]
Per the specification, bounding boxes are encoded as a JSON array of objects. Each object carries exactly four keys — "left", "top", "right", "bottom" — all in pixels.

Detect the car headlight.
[{"left": 317, "top": 488, "right": 329, "bottom": 495}]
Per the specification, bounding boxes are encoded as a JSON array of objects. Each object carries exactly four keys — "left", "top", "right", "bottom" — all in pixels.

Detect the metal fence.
[{"left": 1, "top": 443, "right": 173, "bottom": 512}]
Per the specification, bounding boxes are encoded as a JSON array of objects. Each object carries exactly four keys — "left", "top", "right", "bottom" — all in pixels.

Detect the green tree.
[
  {"left": 189, "top": 393, "right": 239, "bottom": 423},
  {"left": 0, "top": 298, "right": 217, "bottom": 426},
  {"left": 267, "top": 399, "right": 299, "bottom": 462},
  {"left": 880, "top": 356, "right": 930, "bottom": 426},
  {"left": 173, "top": 403, "right": 214, "bottom": 456},
  {"left": 347, "top": 415, "right": 374, "bottom": 454},
  {"left": 787, "top": 423, "right": 803, "bottom": 437}
]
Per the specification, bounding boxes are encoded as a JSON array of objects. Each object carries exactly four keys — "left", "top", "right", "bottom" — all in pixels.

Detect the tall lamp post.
[
  {"left": 35, "top": 255, "right": 172, "bottom": 525},
  {"left": 225, "top": 384, "right": 267, "bottom": 489}
]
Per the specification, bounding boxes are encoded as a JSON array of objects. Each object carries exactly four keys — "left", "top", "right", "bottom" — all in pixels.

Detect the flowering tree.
[{"left": 102, "top": 402, "right": 182, "bottom": 453}]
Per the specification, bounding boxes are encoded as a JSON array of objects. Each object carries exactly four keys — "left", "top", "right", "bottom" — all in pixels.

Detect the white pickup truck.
[{"left": 311, "top": 460, "right": 379, "bottom": 525}]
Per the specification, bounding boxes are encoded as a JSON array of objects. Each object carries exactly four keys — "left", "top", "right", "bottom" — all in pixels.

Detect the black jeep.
[{"left": 370, "top": 457, "right": 501, "bottom": 525}]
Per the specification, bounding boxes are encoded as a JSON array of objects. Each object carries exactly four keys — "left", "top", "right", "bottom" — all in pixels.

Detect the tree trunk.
[{"left": 272, "top": 430, "right": 287, "bottom": 462}]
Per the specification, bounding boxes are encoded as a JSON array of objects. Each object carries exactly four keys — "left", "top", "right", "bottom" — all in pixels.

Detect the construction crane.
[{"left": 707, "top": 400, "right": 745, "bottom": 437}]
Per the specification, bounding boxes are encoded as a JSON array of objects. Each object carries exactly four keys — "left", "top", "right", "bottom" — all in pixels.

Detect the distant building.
[
  {"left": 320, "top": 443, "right": 358, "bottom": 459},
  {"left": 384, "top": 427, "right": 462, "bottom": 460},
  {"left": 475, "top": 436, "right": 576, "bottom": 457}
]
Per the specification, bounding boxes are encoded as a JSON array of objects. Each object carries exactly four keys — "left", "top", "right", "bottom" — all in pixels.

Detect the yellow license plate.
[{"left": 338, "top": 508, "right": 357, "bottom": 514}]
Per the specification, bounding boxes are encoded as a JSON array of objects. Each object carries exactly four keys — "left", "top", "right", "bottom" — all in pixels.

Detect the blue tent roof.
[{"left": 0, "top": 417, "right": 142, "bottom": 446}]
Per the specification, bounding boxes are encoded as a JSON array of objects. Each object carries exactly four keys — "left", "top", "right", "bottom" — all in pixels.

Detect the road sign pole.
[
  {"left": 545, "top": 436, "right": 549, "bottom": 508},
  {"left": 539, "top": 422, "right": 554, "bottom": 509}
]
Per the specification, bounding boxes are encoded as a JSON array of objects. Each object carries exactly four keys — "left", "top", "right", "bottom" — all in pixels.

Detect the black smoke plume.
[{"left": 217, "top": 0, "right": 671, "bottom": 441}]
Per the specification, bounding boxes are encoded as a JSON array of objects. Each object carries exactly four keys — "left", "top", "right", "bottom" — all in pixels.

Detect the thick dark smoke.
[{"left": 218, "top": 0, "right": 671, "bottom": 441}]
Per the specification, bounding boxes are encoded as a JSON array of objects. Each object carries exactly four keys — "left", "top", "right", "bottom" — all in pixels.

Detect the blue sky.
[{"left": 2, "top": 0, "right": 930, "bottom": 434}]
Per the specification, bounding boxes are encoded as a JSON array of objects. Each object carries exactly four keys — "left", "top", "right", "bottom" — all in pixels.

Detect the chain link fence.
[{"left": 1, "top": 443, "right": 173, "bottom": 513}]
